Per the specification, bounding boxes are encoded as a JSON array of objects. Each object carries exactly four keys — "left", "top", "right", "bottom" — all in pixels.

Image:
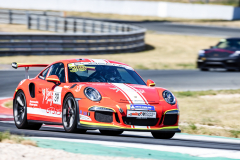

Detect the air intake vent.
[
  {"left": 163, "top": 114, "right": 178, "bottom": 125},
  {"left": 95, "top": 111, "right": 113, "bottom": 123},
  {"left": 122, "top": 117, "right": 159, "bottom": 126}
]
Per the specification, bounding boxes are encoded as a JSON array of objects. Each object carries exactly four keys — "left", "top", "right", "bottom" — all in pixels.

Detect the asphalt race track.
[
  {"left": 69, "top": 16, "right": 240, "bottom": 37},
  {"left": 0, "top": 122, "right": 240, "bottom": 151},
  {"left": 1, "top": 69, "right": 240, "bottom": 97}
]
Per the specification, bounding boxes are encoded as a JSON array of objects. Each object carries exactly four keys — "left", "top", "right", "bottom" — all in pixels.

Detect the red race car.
[{"left": 12, "top": 59, "right": 180, "bottom": 139}]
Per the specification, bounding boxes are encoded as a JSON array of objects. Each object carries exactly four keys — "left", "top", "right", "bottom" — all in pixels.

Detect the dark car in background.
[{"left": 197, "top": 38, "right": 240, "bottom": 71}]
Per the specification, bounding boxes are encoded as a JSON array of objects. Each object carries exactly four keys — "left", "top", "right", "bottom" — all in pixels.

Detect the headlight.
[
  {"left": 230, "top": 51, "right": 240, "bottom": 57},
  {"left": 162, "top": 90, "right": 176, "bottom": 105},
  {"left": 84, "top": 87, "right": 102, "bottom": 101},
  {"left": 198, "top": 50, "right": 205, "bottom": 57}
]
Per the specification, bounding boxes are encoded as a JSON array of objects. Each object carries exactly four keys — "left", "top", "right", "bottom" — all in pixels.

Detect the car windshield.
[
  {"left": 68, "top": 63, "right": 146, "bottom": 85},
  {"left": 215, "top": 39, "right": 240, "bottom": 49}
]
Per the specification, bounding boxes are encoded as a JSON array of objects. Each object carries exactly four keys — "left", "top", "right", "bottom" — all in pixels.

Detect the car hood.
[
  {"left": 205, "top": 48, "right": 235, "bottom": 54},
  {"left": 83, "top": 83, "right": 160, "bottom": 104}
]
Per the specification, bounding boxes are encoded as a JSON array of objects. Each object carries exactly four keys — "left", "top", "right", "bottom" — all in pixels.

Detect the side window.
[
  {"left": 48, "top": 63, "right": 65, "bottom": 83},
  {"left": 39, "top": 68, "right": 50, "bottom": 80}
]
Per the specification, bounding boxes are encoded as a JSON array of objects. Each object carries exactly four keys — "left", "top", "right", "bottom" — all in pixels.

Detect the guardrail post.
[
  {"left": 27, "top": 15, "right": 31, "bottom": 29},
  {"left": 116, "top": 25, "right": 118, "bottom": 32},
  {"left": 74, "top": 19, "right": 77, "bottom": 33},
  {"left": 64, "top": 19, "right": 67, "bottom": 32},
  {"left": 37, "top": 16, "right": 40, "bottom": 30},
  {"left": 55, "top": 17, "right": 58, "bottom": 32},
  {"left": 83, "top": 20, "right": 86, "bottom": 33},
  {"left": 108, "top": 24, "right": 111, "bottom": 33},
  {"left": 101, "top": 23, "right": 104, "bottom": 33},
  {"left": 46, "top": 17, "right": 49, "bottom": 31},
  {"left": 9, "top": 10, "right": 12, "bottom": 24},
  {"left": 92, "top": 22, "right": 95, "bottom": 33}
]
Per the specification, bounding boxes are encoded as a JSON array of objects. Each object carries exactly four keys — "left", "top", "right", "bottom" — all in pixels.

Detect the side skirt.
[{"left": 28, "top": 120, "right": 62, "bottom": 125}]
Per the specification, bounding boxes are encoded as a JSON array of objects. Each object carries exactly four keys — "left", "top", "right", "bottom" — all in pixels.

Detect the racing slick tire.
[
  {"left": 99, "top": 130, "right": 123, "bottom": 136},
  {"left": 13, "top": 90, "right": 42, "bottom": 130},
  {"left": 151, "top": 132, "right": 175, "bottom": 139},
  {"left": 62, "top": 94, "right": 79, "bottom": 133}
]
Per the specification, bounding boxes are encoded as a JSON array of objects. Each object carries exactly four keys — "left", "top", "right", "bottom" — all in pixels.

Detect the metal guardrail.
[
  {"left": 27, "top": 15, "right": 136, "bottom": 33},
  {"left": 0, "top": 9, "right": 146, "bottom": 55},
  {"left": 0, "top": 9, "right": 63, "bottom": 24},
  {"left": 0, "top": 32, "right": 145, "bottom": 56}
]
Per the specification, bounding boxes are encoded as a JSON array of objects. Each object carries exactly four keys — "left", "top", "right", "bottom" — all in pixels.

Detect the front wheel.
[
  {"left": 151, "top": 132, "right": 175, "bottom": 139},
  {"left": 100, "top": 130, "right": 123, "bottom": 136}
]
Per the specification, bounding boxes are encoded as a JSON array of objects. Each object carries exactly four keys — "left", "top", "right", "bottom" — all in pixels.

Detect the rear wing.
[
  {"left": 12, "top": 62, "right": 48, "bottom": 69},
  {"left": 12, "top": 62, "right": 49, "bottom": 79}
]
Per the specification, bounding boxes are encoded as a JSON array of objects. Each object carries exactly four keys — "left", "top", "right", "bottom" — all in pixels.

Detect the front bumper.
[
  {"left": 197, "top": 57, "right": 240, "bottom": 70},
  {"left": 75, "top": 98, "right": 180, "bottom": 133},
  {"left": 77, "top": 121, "right": 181, "bottom": 133}
]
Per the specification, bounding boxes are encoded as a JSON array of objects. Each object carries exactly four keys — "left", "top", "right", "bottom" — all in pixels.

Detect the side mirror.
[
  {"left": 46, "top": 75, "right": 60, "bottom": 84},
  {"left": 147, "top": 79, "right": 155, "bottom": 87},
  {"left": 210, "top": 46, "right": 214, "bottom": 49}
]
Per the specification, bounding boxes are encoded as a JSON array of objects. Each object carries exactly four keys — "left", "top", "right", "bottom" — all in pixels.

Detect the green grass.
[{"left": 0, "top": 131, "right": 36, "bottom": 146}]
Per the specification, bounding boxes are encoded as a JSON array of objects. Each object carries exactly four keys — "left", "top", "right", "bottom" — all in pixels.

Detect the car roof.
[
  {"left": 225, "top": 38, "right": 240, "bottom": 40},
  {"left": 54, "top": 58, "right": 131, "bottom": 67}
]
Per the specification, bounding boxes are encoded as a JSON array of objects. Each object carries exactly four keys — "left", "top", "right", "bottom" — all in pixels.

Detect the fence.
[
  {"left": 0, "top": 9, "right": 63, "bottom": 24},
  {"left": 27, "top": 15, "right": 136, "bottom": 33},
  {"left": 0, "top": 32, "right": 145, "bottom": 56},
  {"left": 0, "top": 9, "right": 146, "bottom": 55}
]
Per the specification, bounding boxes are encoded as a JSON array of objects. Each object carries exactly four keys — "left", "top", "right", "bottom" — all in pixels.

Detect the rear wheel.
[
  {"left": 100, "top": 130, "right": 123, "bottom": 136},
  {"left": 13, "top": 91, "right": 42, "bottom": 130},
  {"left": 62, "top": 94, "right": 78, "bottom": 133},
  {"left": 151, "top": 132, "right": 175, "bottom": 139}
]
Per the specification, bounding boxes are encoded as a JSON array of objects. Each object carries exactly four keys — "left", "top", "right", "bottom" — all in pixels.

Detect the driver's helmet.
[{"left": 105, "top": 67, "right": 119, "bottom": 81}]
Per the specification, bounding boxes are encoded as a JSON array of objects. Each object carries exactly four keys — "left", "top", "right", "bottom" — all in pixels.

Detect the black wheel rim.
[
  {"left": 14, "top": 92, "right": 26, "bottom": 125},
  {"left": 63, "top": 97, "right": 76, "bottom": 129}
]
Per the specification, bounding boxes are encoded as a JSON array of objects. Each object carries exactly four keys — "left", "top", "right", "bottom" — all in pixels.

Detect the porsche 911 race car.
[
  {"left": 197, "top": 38, "right": 240, "bottom": 71},
  {"left": 12, "top": 59, "right": 180, "bottom": 139}
]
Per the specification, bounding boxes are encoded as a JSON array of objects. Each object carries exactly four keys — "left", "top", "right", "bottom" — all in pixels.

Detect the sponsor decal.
[
  {"left": 80, "top": 114, "right": 92, "bottom": 121},
  {"left": 68, "top": 62, "right": 133, "bottom": 70},
  {"left": 130, "top": 104, "right": 155, "bottom": 111},
  {"left": 46, "top": 107, "right": 61, "bottom": 115},
  {"left": 127, "top": 110, "right": 156, "bottom": 118},
  {"left": 53, "top": 86, "right": 62, "bottom": 105},
  {"left": 42, "top": 88, "right": 53, "bottom": 106},
  {"left": 69, "top": 65, "right": 87, "bottom": 72},
  {"left": 131, "top": 125, "right": 149, "bottom": 129},
  {"left": 110, "top": 87, "right": 121, "bottom": 92},
  {"left": 80, "top": 110, "right": 90, "bottom": 116},
  {"left": 137, "top": 89, "right": 145, "bottom": 94},
  {"left": 29, "top": 100, "right": 38, "bottom": 107},
  {"left": 63, "top": 85, "right": 70, "bottom": 88},
  {"left": 19, "top": 79, "right": 26, "bottom": 86},
  {"left": 75, "top": 85, "right": 84, "bottom": 92}
]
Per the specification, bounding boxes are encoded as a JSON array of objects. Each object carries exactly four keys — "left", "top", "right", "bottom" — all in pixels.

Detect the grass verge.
[
  {"left": 175, "top": 89, "right": 240, "bottom": 138},
  {"left": 0, "top": 131, "right": 36, "bottom": 146},
  {"left": 0, "top": 31, "right": 219, "bottom": 70}
]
